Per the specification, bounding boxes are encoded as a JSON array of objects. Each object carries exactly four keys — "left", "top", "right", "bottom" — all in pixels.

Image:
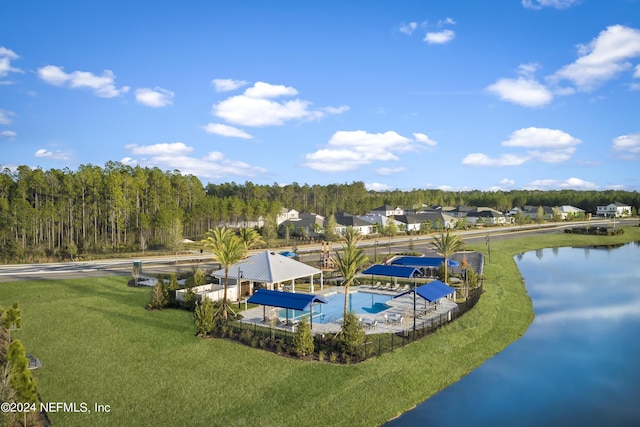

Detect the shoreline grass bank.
[{"left": 2, "top": 227, "right": 639, "bottom": 426}]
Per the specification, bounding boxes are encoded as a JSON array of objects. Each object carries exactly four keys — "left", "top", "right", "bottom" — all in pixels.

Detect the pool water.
[{"left": 279, "top": 291, "right": 393, "bottom": 324}]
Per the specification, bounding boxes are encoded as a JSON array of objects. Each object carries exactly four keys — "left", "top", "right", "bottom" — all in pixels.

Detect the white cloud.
[
  {"left": 502, "top": 127, "right": 582, "bottom": 149},
  {"left": 202, "top": 123, "right": 253, "bottom": 139},
  {"left": 0, "top": 109, "right": 15, "bottom": 125},
  {"left": 612, "top": 132, "right": 640, "bottom": 159},
  {"left": 500, "top": 178, "right": 516, "bottom": 186},
  {"left": 322, "top": 105, "right": 350, "bottom": 114},
  {"left": 125, "top": 142, "right": 192, "bottom": 156},
  {"left": 634, "top": 64, "right": 640, "bottom": 78},
  {"left": 463, "top": 127, "right": 581, "bottom": 166},
  {"left": 211, "top": 78, "right": 249, "bottom": 92},
  {"left": 412, "top": 132, "right": 438, "bottom": 146},
  {"left": 366, "top": 182, "right": 393, "bottom": 192},
  {"left": 424, "top": 29, "right": 455, "bottom": 45},
  {"left": 0, "top": 46, "right": 22, "bottom": 80},
  {"left": 37, "top": 65, "right": 130, "bottom": 98},
  {"left": 487, "top": 76, "right": 553, "bottom": 107},
  {"left": 376, "top": 166, "right": 407, "bottom": 176},
  {"left": 304, "top": 130, "right": 430, "bottom": 172},
  {"left": 244, "top": 81, "right": 298, "bottom": 98},
  {"left": 551, "top": 25, "right": 640, "bottom": 91},
  {"left": 35, "top": 148, "right": 71, "bottom": 161},
  {"left": 462, "top": 153, "right": 530, "bottom": 167},
  {"left": 525, "top": 177, "right": 598, "bottom": 190},
  {"left": 1, "top": 130, "right": 16, "bottom": 139},
  {"left": 135, "top": 87, "right": 174, "bottom": 107},
  {"left": 123, "top": 142, "right": 267, "bottom": 180},
  {"left": 522, "top": 0, "right": 581, "bottom": 9},
  {"left": 399, "top": 22, "right": 418, "bottom": 35},
  {"left": 212, "top": 81, "right": 346, "bottom": 127}
]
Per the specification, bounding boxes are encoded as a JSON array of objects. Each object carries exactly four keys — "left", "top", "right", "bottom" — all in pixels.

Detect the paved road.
[{"left": 0, "top": 218, "right": 634, "bottom": 282}]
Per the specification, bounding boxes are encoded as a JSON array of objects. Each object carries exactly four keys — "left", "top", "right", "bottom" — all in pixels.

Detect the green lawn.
[{"left": 3, "top": 226, "right": 640, "bottom": 426}]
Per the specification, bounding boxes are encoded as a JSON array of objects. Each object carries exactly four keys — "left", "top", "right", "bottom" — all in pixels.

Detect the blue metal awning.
[
  {"left": 395, "top": 280, "right": 456, "bottom": 302},
  {"left": 362, "top": 264, "right": 421, "bottom": 278},
  {"left": 391, "top": 256, "right": 460, "bottom": 268},
  {"left": 247, "top": 289, "right": 327, "bottom": 311}
]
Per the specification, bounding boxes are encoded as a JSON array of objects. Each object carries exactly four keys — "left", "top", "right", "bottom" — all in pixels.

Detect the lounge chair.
[
  {"left": 372, "top": 281, "right": 381, "bottom": 289},
  {"left": 399, "top": 284, "right": 410, "bottom": 292},
  {"left": 383, "top": 282, "right": 391, "bottom": 290}
]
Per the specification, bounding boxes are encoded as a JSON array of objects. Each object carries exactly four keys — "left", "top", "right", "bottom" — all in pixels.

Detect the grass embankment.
[{"left": 3, "top": 227, "right": 639, "bottom": 426}]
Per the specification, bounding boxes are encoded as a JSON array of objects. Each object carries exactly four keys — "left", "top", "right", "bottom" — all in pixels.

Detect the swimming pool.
[{"left": 279, "top": 291, "right": 393, "bottom": 324}]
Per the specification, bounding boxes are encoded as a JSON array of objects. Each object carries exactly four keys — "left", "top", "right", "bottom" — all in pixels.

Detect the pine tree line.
[{"left": 1, "top": 162, "right": 638, "bottom": 262}]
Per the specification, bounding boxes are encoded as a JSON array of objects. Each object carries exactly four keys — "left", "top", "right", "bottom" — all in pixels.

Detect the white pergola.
[{"left": 212, "top": 250, "right": 324, "bottom": 298}]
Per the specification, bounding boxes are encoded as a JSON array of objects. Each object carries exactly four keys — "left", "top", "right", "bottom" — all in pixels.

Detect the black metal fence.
[{"left": 223, "top": 283, "right": 484, "bottom": 363}]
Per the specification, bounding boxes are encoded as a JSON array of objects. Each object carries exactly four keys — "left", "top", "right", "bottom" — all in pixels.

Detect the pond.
[{"left": 386, "top": 242, "right": 640, "bottom": 427}]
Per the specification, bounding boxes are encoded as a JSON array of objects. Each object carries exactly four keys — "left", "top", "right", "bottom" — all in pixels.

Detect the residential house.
[
  {"left": 596, "top": 202, "right": 632, "bottom": 218},
  {"left": 395, "top": 212, "right": 457, "bottom": 231},
  {"left": 368, "top": 204, "right": 404, "bottom": 217},
  {"left": 466, "top": 208, "right": 508, "bottom": 225},
  {"left": 332, "top": 213, "right": 377, "bottom": 236},
  {"left": 555, "top": 205, "right": 586, "bottom": 220},
  {"left": 276, "top": 208, "right": 299, "bottom": 225},
  {"left": 279, "top": 212, "right": 325, "bottom": 238}
]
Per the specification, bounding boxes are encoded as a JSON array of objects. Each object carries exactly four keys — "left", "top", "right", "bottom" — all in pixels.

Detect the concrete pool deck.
[{"left": 238, "top": 285, "right": 459, "bottom": 336}]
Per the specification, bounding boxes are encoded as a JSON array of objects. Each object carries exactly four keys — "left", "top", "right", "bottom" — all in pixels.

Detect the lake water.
[{"left": 386, "top": 242, "right": 640, "bottom": 427}]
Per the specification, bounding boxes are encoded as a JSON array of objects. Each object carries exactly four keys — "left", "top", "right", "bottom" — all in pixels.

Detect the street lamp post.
[
  {"left": 485, "top": 235, "right": 491, "bottom": 264},
  {"left": 412, "top": 276, "right": 417, "bottom": 340},
  {"left": 374, "top": 239, "right": 378, "bottom": 263}
]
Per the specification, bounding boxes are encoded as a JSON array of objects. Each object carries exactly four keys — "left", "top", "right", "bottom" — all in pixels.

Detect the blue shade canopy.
[
  {"left": 279, "top": 251, "right": 296, "bottom": 257},
  {"left": 362, "top": 264, "right": 421, "bottom": 278},
  {"left": 391, "top": 256, "right": 460, "bottom": 268},
  {"left": 247, "top": 289, "right": 327, "bottom": 311},
  {"left": 395, "top": 280, "right": 456, "bottom": 302}
]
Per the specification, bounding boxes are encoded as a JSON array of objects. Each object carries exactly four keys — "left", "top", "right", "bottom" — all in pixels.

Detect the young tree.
[
  {"left": 148, "top": 276, "right": 168, "bottom": 310},
  {"left": 431, "top": 229, "right": 464, "bottom": 284},
  {"left": 166, "top": 272, "right": 179, "bottom": 307},
  {"left": 340, "top": 312, "right": 365, "bottom": 355},
  {"left": 194, "top": 297, "right": 216, "bottom": 336},
  {"left": 333, "top": 227, "right": 368, "bottom": 320},
  {"left": 0, "top": 362, "right": 16, "bottom": 427},
  {"left": 202, "top": 227, "right": 246, "bottom": 320},
  {"left": 324, "top": 214, "right": 340, "bottom": 242},
  {"left": 7, "top": 340, "right": 38, "bottom": 404},
  {"left": 3, "top": 302, "right": 22, "bottom": 342},
  {"left": 292, "top": 316, "right": 314, "bottom": 357}
]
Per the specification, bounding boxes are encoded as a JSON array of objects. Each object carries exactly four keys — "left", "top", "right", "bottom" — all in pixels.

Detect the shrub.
[
  {"left": 194, "top": 297, "right": 215, "bottom": 336},
  {"left": 339, "top": 312, "right": 365, "bottom": 355},
  {"left": 329, "top": 352, "right": 338, "bottom": 363},
  {"left": 318, "top": 350, "right": 326, "bottom": 362},
  {"left": 292, "top": 316, "right": 314, "bottom": 357}
]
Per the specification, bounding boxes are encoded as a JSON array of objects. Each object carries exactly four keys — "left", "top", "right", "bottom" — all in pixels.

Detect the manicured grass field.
[{"left": 3, "top": 227, "right": 639, "bottom": 426}]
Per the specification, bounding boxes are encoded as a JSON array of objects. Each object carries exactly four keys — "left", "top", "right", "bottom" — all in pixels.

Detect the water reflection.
[{"left": 386, "top": 242, "right": 640, "bottom": 427}]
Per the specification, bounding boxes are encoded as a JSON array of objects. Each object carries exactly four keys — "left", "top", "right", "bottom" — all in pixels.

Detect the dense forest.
[{"left": 1, "top": 162, "right": 639, "bottom": 262}]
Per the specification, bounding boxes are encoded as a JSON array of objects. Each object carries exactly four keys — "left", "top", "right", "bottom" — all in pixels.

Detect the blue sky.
[{"left": 1, "top": 0, "right": 640, "bottom": 192}]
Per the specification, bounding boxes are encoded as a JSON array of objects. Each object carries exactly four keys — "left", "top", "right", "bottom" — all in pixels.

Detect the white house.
[
  {"left": 555, "top": 205, "right": 586, "bottom": 220},
  {"left": 596, "top": 202, "right": 632, "bottom": 218},
  {"left": 276, "top": 208, "right": 299, "bottom": 225},
  {"left": 368, "top": 204, "right": 404, "bottom": 217}
]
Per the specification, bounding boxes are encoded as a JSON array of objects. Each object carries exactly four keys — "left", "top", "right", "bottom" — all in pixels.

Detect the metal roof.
[
  {"left": 247, "top": 289, "right": 327, "bottom": 311},
  {"left": 391, "top": 256, "right": 460, "bottom": 268},
  {"left": 395, "top": 280, "right": 456, "bottom": 302},
  {"left": 212, "top": 250, "right": 322, "bottom": 284},
  {"left": 361, "top": 264, "right": 421, "bottom": 278}
]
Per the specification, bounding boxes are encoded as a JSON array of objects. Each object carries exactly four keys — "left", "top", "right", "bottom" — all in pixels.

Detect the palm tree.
[
  {"left": 333, "top": 227, "right": 368, "bottom": 320},
  {"left": 431, "top": 229, "right": 464, "bottom": 284},
  {"left": 237, "top": 227, "right": 265, "bottom": 251},
  {"left": 202, "top": 227, "right": 246, "bottom": 320}
]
